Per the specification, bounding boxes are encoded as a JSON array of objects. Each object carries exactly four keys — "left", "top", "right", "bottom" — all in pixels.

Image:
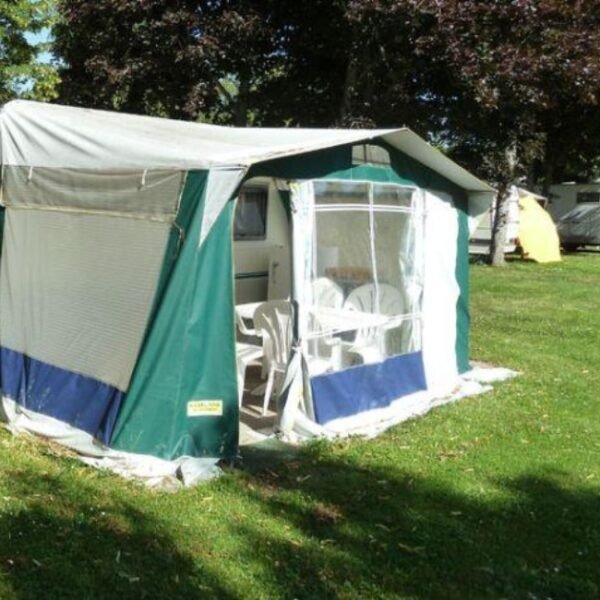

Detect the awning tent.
[{"left": 0, "top": 101, "right": 495, "bottom": 484}]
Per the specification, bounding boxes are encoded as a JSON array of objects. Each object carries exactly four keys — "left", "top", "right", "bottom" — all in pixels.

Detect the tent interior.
[
  {"left": 233, "top": 176, "right": 291, "bottom": 437},
  {"left": 232, "top": 144, "right": 427, "bottom": 441}
]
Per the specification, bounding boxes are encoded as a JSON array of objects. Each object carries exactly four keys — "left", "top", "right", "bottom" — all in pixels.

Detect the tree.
[
  {"left": 53, "top": 1, "right": 431, "bottom": 127},
  {"left": 410, "top": 0, "right": 600, "bottom": 265},
  {"left": 258, "top": 1, "right": 442, "bottom": 130},
  {"left": 0, "top": 0, "right": 59, "bottom": 104},
  {"left": 53, "top": 0, "right": 287, "bottom": 123}
]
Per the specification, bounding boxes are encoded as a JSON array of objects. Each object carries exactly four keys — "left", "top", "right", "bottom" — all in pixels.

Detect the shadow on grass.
[
  {"left": 232, "top": 449, "right": 600, "bottom": 599},
  {"left": 1, "top": 450, "right": 598, "bottom": 599},
  {"left": 561, "top": 247, "right": 600, "bottom": 255},
  {"left": 0, "top": 468, "right": 235, "bottom": 600}
]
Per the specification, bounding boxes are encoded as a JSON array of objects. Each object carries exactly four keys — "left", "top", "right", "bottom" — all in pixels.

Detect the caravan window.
[
  {"left": 234, "top": 187, "right": 268, "bottom": 240},
  {"left": 576, "top": 192, "right": 600, "bottom": 204}
]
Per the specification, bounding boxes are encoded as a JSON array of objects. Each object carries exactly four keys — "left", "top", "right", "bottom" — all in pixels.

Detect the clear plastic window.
[
  {"left": 373, "top": 185, "right": 413, "bottom": 209},
  {"left": 306, "top": 180, "right": 422, "bottom": 373},
  {"left": 314, "top": 181, "right": 370, "bottom": 206}
]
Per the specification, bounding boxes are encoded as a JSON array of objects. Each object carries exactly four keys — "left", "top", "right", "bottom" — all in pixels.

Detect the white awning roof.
[{"left": 0, "top": 100, "right": 494, "bottom": 193}]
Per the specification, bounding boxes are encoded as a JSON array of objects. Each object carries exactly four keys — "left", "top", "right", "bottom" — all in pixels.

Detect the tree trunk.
[
  {"left": 542, "top": 157, "right": 554, "bottom": 198},
  {"left": 525, "top": 162, "right": 536, "bottom": 190},
  {"left": 490, "top": 183, "right": 510, "bottom": 267},
  {"left": 234, "top": 74, "right": 249, "bottom": 127},
  {"left": 339, "top": 56, "right": 357, "bottom": 123}
]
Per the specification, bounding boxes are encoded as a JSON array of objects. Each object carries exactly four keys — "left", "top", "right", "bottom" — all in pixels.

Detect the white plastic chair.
[
  {"left": 236, "top": 309, "right": 258, "bottom": 338},
  {"left": 235, "top": 342, "right": 263, "bottom": 407},
  {"left": 254, "top": 300, "right": 332, "bottom": 415},
  {"left": 312, "top": 277, "right": 344, "bottom": 309},
  {"left": 253, "top": 300, "right": 293, "bottom": 415},
  {"left": 343, "top": 283, "right": 405, "bottom": 363},
  {"left": 310, "top": 278, "right": 344, "bottom": 368}
]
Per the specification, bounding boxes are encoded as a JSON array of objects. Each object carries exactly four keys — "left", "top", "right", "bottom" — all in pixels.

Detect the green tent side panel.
[
  {"left": 110, "top": 171, "right": 239, "bottom": 460},
  {"left": 147, "top": 171, "right": 204, "bottom": 322}
]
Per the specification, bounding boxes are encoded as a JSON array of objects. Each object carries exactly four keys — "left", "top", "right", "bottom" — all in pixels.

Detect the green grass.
[{"left": 1, "top": 253, "right": 599, "bottom": 599}]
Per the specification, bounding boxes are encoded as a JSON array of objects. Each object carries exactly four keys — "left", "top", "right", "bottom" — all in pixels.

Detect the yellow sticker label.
[{"left": 187, "top": 400, "right": 223, "bottom": 417}]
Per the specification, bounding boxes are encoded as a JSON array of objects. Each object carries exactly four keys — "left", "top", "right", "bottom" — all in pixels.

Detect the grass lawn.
[{"left": 1, "top": 253, "right": 599, "bottom": 599}]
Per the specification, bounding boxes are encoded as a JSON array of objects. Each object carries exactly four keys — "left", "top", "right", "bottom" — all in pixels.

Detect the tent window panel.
[
  {"left": 307, "top": 179, "right": 423, "bottom": 375},
  {"left": 309, "top": 207, "right": 373, "bottom": 373},
  {"left": 314, "top": 181, "right": 370, "bottom": 206},
  {"left": 314, "top": 210, "right": 373, "bottom": 289},
  {"left": 372, "top": 210, "right": 419, "bottom": 314},
  {"left": 234, "top": 188, "right": 268, "bottom": 240},
  {"left": 1, "top": 166, "right": 185, "bottom": 220},
  {"left": 371, "top": 207, "right": 421, "bottom": 360},
  {"left": 372, "top": 184, "right": 414, "bottom": 209},
  {"left": 0, "top": 209, "right": 170, "bottom": 391}
]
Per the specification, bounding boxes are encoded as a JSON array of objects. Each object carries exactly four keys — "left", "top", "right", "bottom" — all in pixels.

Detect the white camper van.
[
  {"left": 547, "top": 182, "right": 600, "bottom": 220},
  {"left": 549, "top": 182, "right": 600, "bottom": 250}
]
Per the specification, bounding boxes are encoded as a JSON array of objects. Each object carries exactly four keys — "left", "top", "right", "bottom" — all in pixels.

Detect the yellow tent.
[{"left": 517, "top": 195, "right": 562, "bottom": 263}]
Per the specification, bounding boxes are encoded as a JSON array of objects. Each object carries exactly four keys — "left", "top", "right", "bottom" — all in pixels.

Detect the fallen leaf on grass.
[
  {"left": 313, "top": 502, "right": 343, "bottom": 524},
  {"left": 438, "top": 451, "right": 464, "bottom": 460},
  {"left": 476, "top": 566, "right": 495, "bottom": 574},
  {"left": 397, "top": 542, "right": 425, "bottom": 555},
  {"left": 118, "top": 571, "right": 140, "bottom": 583}
]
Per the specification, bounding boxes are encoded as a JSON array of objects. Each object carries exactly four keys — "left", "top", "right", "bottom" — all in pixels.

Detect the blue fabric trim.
[
  {"left": 311, "top": 352, "right": 427, "bottom": 425},
  {"left": 0, "top": 346, "right": 124, "bottom": 445}
]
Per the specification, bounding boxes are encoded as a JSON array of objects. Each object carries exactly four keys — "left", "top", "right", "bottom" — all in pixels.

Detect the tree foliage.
[
  {"left": 422, "top": 1, "right": 598, "bottom": 179},
  {"left": 53, "top": 0, "right": 288, "bottom": 122},
  {"left": 414, "top": 0, "right": 599, "bottom": 263},
  {"left": 53, "top": 1, "right": 599, "bottom": 263},
  {"left": 54, "top": 2, "right": 599, "bottom": 165},
  {"left": 0, "top": 0, "right": 59, "bottom": 104}
]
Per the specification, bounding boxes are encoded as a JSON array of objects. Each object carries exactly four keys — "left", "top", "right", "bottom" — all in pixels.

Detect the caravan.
[{"left": 549, "top": 182, "right": 600, "bottom": 250}]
